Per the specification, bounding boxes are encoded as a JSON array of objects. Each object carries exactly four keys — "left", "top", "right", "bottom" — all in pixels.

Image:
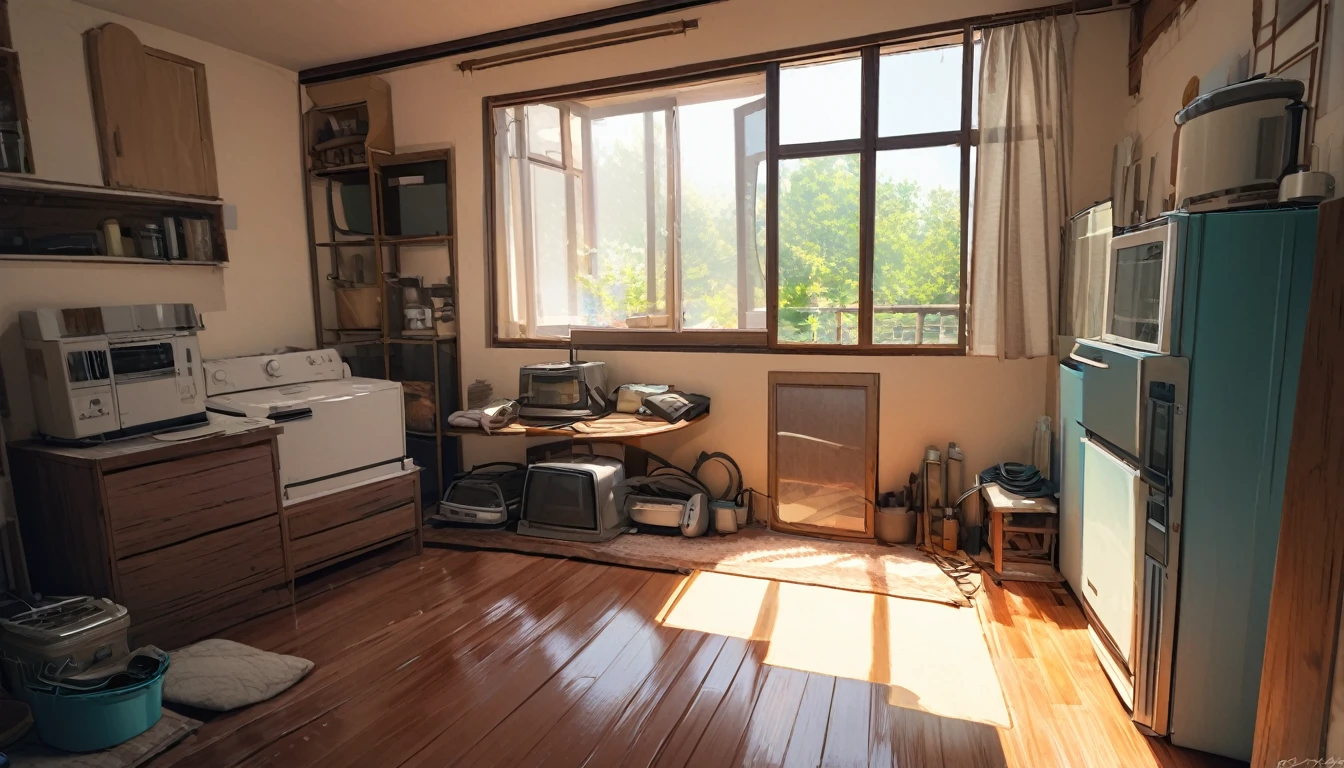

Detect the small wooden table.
[
  {"left": 980, "top": 483, "right": 1061, "bottom": 582},
  {"left": 444, "top": 412, "right": 706, "bottom": 448}
]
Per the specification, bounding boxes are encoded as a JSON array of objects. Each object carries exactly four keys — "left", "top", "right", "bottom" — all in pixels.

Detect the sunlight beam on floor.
[{"left": 659, "top": 570, "right": 1012, "bottom": 728}]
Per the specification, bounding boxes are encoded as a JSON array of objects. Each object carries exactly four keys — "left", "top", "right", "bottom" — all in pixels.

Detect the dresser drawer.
[
  {"left": 286, "top": 473, "right": 417, "bottom": 539},
  {"left": 291, "top": 503, "right": 416, "bottom": 573},
  {"left": 117, "top": 515, "right": 284, "bottom": 619},
  {"left": 106, "top": 443, "right": 279, "bottom": 558},
  {"left": 130, "top": 577, "right": 291, "bottom": 650}
]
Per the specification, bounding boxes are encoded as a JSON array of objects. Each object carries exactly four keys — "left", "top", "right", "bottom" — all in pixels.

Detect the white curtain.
[{"left": 969, "top": 16, "right": 1075, "bottom": 359}]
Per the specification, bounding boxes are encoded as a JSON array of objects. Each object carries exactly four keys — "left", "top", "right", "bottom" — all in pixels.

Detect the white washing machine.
[{"left": 204, "top": 349, "right": 408, "bottom": 501}]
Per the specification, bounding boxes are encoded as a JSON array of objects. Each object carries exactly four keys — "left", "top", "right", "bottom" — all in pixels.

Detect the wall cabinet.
[{"left": 85, "top": 23, "right": 219, "bottom": 198}]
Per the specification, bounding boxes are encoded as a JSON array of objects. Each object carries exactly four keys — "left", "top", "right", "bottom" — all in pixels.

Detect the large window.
[{"left": 489, "top": 30, "right": 977, "bottom": 352}]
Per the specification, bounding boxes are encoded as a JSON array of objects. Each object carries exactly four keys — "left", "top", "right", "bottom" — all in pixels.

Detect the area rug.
[
  {"left": 8, "top": 708, "right": 200, "bottom": 767},
  {"left": 424, "top": 526, "right": 969, "bottom": 607}
]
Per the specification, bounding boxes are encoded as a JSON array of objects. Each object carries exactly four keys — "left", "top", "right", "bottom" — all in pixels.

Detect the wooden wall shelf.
[
  {"left": 0, "top": 174, "right": 229, "bottom": 264},
  {"left": 0, "top": 254, "right": 224, "bottom": 268}
]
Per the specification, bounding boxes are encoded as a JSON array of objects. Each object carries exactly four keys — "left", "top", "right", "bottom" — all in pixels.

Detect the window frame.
[
  {"left": 513, "top": 102, "right": 590, "bottom": 336},
  {"left": 585, "top": 97, "right": 679, "bottom": 328},
  {"left": 484, "top": 22, "right": 983, "bottom": 355},
  {"left": 767, "top": 31, "right": 975, "bottom": 352}
]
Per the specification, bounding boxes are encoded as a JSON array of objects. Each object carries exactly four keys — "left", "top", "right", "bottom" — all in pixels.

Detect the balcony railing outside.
[{"left": 778, "top": 304, "right": 960, "bottom": 345}]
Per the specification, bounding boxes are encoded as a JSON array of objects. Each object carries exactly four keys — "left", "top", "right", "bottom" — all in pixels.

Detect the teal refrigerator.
[
  {"left": 1168, "top": 207, "right": 1315, "bottom": 759},
  {"left": 1073, "top": 206, "right": 1315, "bottom": 761}
]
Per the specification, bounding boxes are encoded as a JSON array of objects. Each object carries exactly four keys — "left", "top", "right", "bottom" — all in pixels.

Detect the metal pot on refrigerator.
[{"left": 1174, "top": 77, "right": 1308, "bottom": 211}]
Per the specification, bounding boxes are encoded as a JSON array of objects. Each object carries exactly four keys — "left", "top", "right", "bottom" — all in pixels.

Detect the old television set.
[
  {"left": 518, "top": 456, "right": 628, "bottom": 543},
  {"left": 325, "top": 170, "right": 374, "bottom": 237}
]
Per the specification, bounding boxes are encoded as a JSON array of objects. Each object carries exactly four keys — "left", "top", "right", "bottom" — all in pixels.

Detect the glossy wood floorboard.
[{"left": 151, "top": 548, "right": 1243, "bottom": 768}]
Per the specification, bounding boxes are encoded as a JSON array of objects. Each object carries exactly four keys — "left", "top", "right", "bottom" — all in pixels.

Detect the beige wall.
[
  {"left": 1313, "top": 0, "right": 1344, "bottom": 186},
  {"left": 1073, "top": 8, "right": 1132, "bottom": 214},
  {"left": 378, "top": 1, "right": 1131, "bottom": 495},
  {"left": 0, "top": 0, "right": 312, "bottom": 437}
]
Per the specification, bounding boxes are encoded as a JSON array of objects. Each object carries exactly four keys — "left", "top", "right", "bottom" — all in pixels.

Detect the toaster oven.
[{"left": 517, "top": 360, "right": 608, "bottom": 419}]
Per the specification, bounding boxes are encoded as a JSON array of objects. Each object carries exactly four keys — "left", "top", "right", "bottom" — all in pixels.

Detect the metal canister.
[{"left": 944, "top": 443, "right": 964, "bottom": 508}]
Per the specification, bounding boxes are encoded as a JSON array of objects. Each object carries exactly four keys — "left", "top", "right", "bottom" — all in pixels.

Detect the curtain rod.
[
  {"left": 300, "top": 0, "right": 721, "bottom": 84},
  {"left": 485, "top": 0, "right": 1124, "bottom": 108},
  {"left": 460, "top": 20, "right": 699, "bottom": 72}
]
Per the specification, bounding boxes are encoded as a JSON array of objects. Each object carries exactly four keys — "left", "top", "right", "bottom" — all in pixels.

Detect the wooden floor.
[{"left": 152, "top": 548, "right": 1242, "bottom": 768}]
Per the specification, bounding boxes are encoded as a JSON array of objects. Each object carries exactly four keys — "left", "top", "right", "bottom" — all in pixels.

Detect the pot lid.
[{"left": 1175, "top": 76, "right": 1305, "bottom": 125}]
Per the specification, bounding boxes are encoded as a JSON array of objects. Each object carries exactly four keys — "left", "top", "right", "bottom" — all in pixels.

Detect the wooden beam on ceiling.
[{"left": 299, "top": 0, "right": 724, "bottom": 84}]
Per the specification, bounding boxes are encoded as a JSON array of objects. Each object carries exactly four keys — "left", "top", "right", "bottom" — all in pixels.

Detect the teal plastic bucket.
[{"left": 26, "top": 658, "right": 167, "bottom": 752}]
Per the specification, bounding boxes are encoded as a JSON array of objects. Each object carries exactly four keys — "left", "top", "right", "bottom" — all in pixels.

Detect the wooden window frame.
[
  {"left": 767, "top": 30, "right": 974, "bottom": 353},
  {"left": 493, "top": 74, "right": 767, "bottom": 349},
  {"left": 482, "top": 5, "right": 1067, "bottom": 353},
  {"left": 767, "top": 371, "right": 880, "bottom": 541},
  {"left": 585, "top": 96, "right": 678, "bottom": 326},
  {"left": 514, "top": 102, "right": 591, "bottom": 336}
]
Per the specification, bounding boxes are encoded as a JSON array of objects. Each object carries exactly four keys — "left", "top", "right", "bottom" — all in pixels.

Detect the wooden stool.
[{"left": 980, "top": 482, "right": 1061, "bottom": 582}]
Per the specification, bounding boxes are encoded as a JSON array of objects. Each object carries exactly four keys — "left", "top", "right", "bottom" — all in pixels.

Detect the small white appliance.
[
  {"left": 626, "top": 493, "right": 710, "bottom": 537},
  {"left": 205, "top": 349, "right": 408, "bottom": 502},
  {"left": 1174, "top": 77, "right": 1307, "bottom": 211},
  {"left": 518, "top": 455, "right": 628, "bottom": 542},
  {"left": 1279, "top": 169, "right": 1335, "bottom": 203},
  {"left": 1103, "top": 218, "right": 1181, "bottom": 354},
  {"left": 20, "top": 304, "right": 207, "bottom": 440}
]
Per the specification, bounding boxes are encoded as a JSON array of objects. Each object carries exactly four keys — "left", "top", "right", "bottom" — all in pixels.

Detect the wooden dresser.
[
  {"left": 284, "top": 469, "right": 421, "bottom": 597},
  {"left": 9, "top": 427, "right": 291, "bottom": 649}
]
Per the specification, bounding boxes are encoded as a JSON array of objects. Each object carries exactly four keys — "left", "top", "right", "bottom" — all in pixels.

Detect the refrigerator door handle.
[{"left": 1070, "top": 350, "right": 1111, "bottom": 369}]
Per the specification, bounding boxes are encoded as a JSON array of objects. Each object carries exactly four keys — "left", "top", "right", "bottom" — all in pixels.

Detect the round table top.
[{"left": 444, "top": 412, "right": 706, "bottom": 442}]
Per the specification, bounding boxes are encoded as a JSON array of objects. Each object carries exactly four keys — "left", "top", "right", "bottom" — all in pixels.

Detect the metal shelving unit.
[{"left": 302, "top": 78, "right": 461, "bottom": 514}]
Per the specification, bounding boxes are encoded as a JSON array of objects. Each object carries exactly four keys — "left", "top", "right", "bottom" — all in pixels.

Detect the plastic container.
[
  {"left": 875, "top": 506, "right": 916, "bottom": 544},
  {"left": 26, "top": 659, "right": 167, "bottom": 752}
]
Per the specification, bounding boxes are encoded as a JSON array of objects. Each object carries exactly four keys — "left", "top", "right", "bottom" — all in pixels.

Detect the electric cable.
[{"left": 691, "top": 451, "right": 744, "bottom": 503}]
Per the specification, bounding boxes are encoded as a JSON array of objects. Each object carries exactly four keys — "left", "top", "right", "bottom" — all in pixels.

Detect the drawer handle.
[{"left": 361, "top": 501, "right": 411, "bottom": 520}]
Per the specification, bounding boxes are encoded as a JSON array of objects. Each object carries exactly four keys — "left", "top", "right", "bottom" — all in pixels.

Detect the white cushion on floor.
[{"left": 163, "top": 639, "right": 313, "bottom": 711}]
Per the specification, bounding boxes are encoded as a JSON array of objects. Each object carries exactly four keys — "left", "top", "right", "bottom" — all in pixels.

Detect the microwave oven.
[
  {"left": 1102, "top": 218, "right": 1182, "bottom": 354},
  {"left": 517, "top": 360, "right": 608, "bottom": 419}
]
